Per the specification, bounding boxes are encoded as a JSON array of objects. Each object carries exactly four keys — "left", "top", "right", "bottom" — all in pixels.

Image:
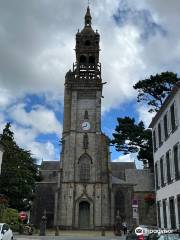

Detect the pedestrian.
[{"left": 122, "top": 220, "right": 127, "bottom": 235}]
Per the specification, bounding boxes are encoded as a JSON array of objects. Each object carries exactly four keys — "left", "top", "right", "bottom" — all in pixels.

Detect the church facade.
[
  {"left": 32, "top": 7, "right": 156, "bottom": 230},
  {"left": 55, "top": 7, "right": 111, "bottom": 229}
]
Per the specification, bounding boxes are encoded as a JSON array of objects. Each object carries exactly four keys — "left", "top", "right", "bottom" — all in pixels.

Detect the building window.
[
  {"left": 162, "top": 199, "right": 167, "bottom": 228},
  {"left": 79, "top": 154, "right": 91, "bottom": 182},
  {"left": 157, "top": 201, "right": 161, "bottom": 227},
  {"left": 155, "top": 163, "right": 159, "bottom": 189},
  {"left": 173, "top": 144, "right": 179, "bottom": 180},
  {"left": 80, "top": 55, "right": 87, "bottom": 64},
  {"left": 177, "top": 195, "right": 180, "bottom": 226},
  {"left": 163, "top": 114, "right": 168, "bottom": 140},
  {"left": 85, "top": 40, "right": 91, "bottom": 46},
  {"left": 80, "top": 162, "right": 90, "bottom": 181},
  {"left": 89, "top": 56, "right": 95, "bottom": 64},
  {"left": 158, "top": 123, "right": 162, "bottom": 146},
  {"left": 160, "top": 157, "right": 164, "bottom": 187},
  {"left": 153, "top": 130, "right": 157, "bottom": 151},
  {"left": 170, "top": 103, "right": 176, "bottom": 132},
  {"left": 169, "top": 197, "right": 176, "bottom": 229},
  {"left": 166, "top": 151, "right": 171, "bottom": 184}
]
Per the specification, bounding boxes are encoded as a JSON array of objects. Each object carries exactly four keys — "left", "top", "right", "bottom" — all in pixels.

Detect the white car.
[{"left": 0, "top": 223, "right": 13, "bottom": 240}]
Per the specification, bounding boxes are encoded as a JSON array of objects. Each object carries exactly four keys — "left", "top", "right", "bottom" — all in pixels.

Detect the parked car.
[
  {"left": 126, "top": 225, "right": 159, "bottom": 240},
  {"left": 0, "top": 223, "right": 13, "bottom": 240},
  {"left": 148, "top": 232, "right": 180, "bottom": 240}
]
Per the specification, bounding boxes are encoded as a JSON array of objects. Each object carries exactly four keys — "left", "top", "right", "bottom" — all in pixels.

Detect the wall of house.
[
  {"left": 152, "top": 89, "right": 180, "bottom": 229},
  {"left": 126, "top": 169, "right": 156, "bottom": 226},
  {"left": 133, "top": 192, "right": 157, "bottom": 226}
]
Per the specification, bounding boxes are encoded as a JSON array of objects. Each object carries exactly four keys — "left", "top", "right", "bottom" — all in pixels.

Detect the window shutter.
[
  {"left": 157, "top": 161, "right": 161, "bottom": 187},
  {"left": 161, "top": 119, "right": 164, "bottom": 143},
  {"left": 174, "top": 100, "right": 179, "bottom": 127},
  {"left": 155, "top": 163, "right": 158, "bottom": 189},
  {"left": 168, "top": 110, "right": 172, "bottom": 135},
  {"left": 163, "top": 155, "right": 167, "bottom": 184},
  {"left": 178, "top": 143, "right": 180, "bottom": 178},
  {"left": 169, "top": 149, "right": 174, "bottom": 181}
]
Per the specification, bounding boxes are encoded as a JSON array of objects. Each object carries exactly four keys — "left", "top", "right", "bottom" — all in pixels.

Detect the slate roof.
[
  {"left": 111, "top": 162, "right": 136, "bottom": 169},
  {"left": 112, "top": 176, "right": 134, "bottom": 185},
  {"left": 41, "top": 161, "right": 59, "bottom": 171},
  {"left": 111, "top": 161, "right": 136, "bottom": 181}
]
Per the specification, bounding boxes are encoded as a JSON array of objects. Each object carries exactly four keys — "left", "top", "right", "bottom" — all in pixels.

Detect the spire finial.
[{"left": 85, "top": 4, "right": 92, "bottom": 27}]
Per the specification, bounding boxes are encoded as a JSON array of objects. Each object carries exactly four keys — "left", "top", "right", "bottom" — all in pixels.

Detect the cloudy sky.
[{"left": 0, "top": 0, "right": 180, "bottom": 165}]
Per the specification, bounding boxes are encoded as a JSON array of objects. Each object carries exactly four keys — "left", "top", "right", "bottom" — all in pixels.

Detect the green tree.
[
  {"left": 111, "top": 117, "right": 153, "bottom": 171},
  {"left": 133, "top": 71, "right": 179, "bottom": 113},
  {"left": 0, "top": 123, "right": 41, "bottom": 211}
]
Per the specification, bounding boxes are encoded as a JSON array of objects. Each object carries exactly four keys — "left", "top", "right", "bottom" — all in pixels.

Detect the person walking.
[{"left": 122, "top": 220, "right": 127, "bottom": 235}]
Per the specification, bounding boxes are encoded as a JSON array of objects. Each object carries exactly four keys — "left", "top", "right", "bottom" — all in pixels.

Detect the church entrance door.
[{"left": 79, "top": 201, "right": 90, "bottom": 229}]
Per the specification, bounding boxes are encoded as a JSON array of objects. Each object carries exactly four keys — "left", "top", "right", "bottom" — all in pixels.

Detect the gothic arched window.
[
  {"left": 89, "top": 56, "right": 95, "bottom": 64},
  {"left": 85, "top": 40, "right": 91, "bottom": 46},
  {"left": 80, "top": 55, "right": 87, "bottom": 64},
  {"left": 79, "top": 154, "right": 91, "bottom": 182}
]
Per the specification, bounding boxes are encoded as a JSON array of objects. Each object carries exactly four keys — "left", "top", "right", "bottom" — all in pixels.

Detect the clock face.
[{"left": 81, "top": 121, "right": 91, "bottom": 131}]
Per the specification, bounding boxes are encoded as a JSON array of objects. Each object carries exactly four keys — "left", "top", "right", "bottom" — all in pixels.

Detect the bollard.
[
  {"left": 55, "top": 226, "right": 59, "bottom": 236},
  {"left": 101, "top": 227, "right": 105, "bottom": 236},
  {"left": 39, "top": 215, "right": 47, "bottom": 236}
]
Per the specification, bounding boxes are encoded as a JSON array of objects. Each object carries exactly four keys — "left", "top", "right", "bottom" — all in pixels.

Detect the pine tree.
[
  {"left": 111, "top": 117, "right": 153, "bottom": 171},
  {"left": 0, "top": 123, "right": 41, "bottom": 211},
  {"left": 133, "top": 71, "right": 179, "bottom": 113}
]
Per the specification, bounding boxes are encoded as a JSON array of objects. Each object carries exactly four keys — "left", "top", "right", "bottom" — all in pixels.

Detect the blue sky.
[{"left": 0, "top": 0, "right": 180, "bottom": 167}]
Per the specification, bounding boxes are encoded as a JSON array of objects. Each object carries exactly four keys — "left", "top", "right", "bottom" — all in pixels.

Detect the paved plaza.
[
  {"left": 14, "top": 231, "right": 126, "bottom": 240},
  {"left": 15, "top": 237, "right": 125, "bottom": 240}
]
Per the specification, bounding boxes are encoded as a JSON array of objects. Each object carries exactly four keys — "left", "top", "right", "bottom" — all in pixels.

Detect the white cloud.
[
  {"left": 28, "top": 141, "right": 56, "bottom": 162},
  {"left": 113, "top": 153, "right": 134, "bottom": 162},
  {"left": 137, "top": 105, "right": 155, "bottom": 128},
  {"left": 11, "top": 124, "right": 37, "bottom": 146},
  {"left": 0, "top": 103, "right": 62, "bottom": 161},
  {"left": 1, "top": 0, "right": 179, "bottom": 113},
  {"left": 10, "top": 123, "right": 60, "bottom": 161},
  {"left": 0, "top": 0, "right": 180, "bottom": 160},
  {"left": 101, "top": 24, "right": 144, "bottom": 112},
  {"left": 0, "top": 112, "right": 6, "bottom": 133},
  {"left": 112, "top": 153, "right": 144, "bottom": 169},
  {"left": 9, "top": 104, "right": 62, "bottom": 135},
  {"left": 0, "top": 88, "right": 15, "bottom": 109}
]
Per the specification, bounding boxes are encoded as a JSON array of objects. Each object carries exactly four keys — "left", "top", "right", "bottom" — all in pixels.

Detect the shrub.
[{"left": 1, "top": 208, "right": 20, "bottom": 231}]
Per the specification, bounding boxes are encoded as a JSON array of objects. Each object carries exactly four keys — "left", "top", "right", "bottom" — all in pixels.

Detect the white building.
[
  {"left": 149, "top": 82, "right": 180, "bottom": 230},
  {"left": 0, "top": 142, "right": 4, "bottom": 175}
]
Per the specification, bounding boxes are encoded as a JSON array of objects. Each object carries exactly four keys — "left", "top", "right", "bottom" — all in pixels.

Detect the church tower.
[{"left": 56, "top": 7, "right": 111, "bottom": 229}]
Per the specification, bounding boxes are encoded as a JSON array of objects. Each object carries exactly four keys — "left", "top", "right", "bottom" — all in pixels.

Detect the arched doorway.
[
  {"left": 115, "top": 191, "right": 125, "bottom": 220},
  {"left": 79, "top": 201, "right": 90, "bottom": 229}
]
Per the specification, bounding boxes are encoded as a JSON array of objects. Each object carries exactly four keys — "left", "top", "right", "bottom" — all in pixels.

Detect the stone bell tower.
[{"left": 55, "top": 6, "right": 111, "bottom": 230}]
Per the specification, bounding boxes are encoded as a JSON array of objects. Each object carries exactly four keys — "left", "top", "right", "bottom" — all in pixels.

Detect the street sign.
[{"left": 19, "top": 211, "right": 27, "bottom": 221}]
